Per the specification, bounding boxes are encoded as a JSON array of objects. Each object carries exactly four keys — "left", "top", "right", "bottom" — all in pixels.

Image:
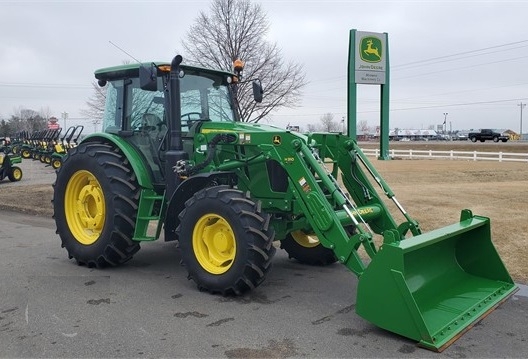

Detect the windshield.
[{"left": 180, "top": 73, "right": 237, "bottom": 123}]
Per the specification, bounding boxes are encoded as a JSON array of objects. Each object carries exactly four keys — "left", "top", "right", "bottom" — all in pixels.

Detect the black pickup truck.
[{"left": 467, "top": 129, "right": 509, "bottom": 142}]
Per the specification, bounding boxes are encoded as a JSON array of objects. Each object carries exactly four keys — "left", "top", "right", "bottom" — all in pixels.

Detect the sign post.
[{"left": 348, "top": 29, "right": 390, "bottom": 160}]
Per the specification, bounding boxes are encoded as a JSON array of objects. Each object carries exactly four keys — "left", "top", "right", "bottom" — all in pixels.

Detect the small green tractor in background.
[
  {"left": 0, "top": 140, "right": 23, "bottom": 183},
  {"left": 53, "top": 53, "right": 516, "bottom": 351},
  {"left": 50, "top": 125, "right": 84, "bottom": 169}
]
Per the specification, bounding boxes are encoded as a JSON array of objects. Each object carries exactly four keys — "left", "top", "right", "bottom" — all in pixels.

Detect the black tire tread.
[
  {"left": 280, "top": 233, "right": 338, "bottom": 266},
  {"left": 177, "top": 186, "right": 275, "bottom": 295},
  {"left": 53, "top": 141, "right": 140, "bottom": 268}
]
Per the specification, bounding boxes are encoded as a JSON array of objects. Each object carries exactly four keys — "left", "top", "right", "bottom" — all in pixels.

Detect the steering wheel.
[{"left": 181, "top": 112, "right": 203, "bottom": 130}]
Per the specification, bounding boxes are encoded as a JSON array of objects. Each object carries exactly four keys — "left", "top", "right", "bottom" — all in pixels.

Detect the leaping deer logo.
[
  {"left": 364, "top": 40, "right": 381, "bottom": 59},
  {"left": 360, "top": 37, "right": 383, "bottom": 63}
]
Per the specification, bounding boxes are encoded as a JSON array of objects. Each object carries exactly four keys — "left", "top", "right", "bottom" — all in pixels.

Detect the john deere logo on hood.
[{"left": 360, "top": 36, "right": 382, "bottom": 63}]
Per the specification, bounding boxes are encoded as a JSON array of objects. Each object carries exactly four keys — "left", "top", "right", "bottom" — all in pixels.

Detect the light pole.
[
  {"left": 518, "top": 102, "right": 526, "bottom": 139},
  {"left": 443, "top": 112, "right": 448, "bottom": 134},
  {"left": 61, "top": 111, "right": 69, "bottom": 130}
]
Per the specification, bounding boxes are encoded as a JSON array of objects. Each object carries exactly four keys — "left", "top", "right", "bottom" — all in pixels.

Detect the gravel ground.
[{"left": 0, "top": 158, "right": 56, "bottom": 216}]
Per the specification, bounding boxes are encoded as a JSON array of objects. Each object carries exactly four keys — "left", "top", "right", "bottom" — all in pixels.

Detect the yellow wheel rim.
[
  {"left": 291, "top": 230, "right": 320, "bottom": 248},
  {"left": 193, "top": 214, "right": 236, "bottom": 274},
  {"left": 64, "top": 170, "right": 105, "bottom": 245},
  {"left": 52, "top": 159, "right": 61, "bottom": 169},
  {"left": 12, "top": 168, "right": 22, "bottom": 180}
]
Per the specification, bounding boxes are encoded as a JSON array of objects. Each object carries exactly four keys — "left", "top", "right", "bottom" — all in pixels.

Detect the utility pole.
[
  {"left": 61, "top": 111, "right": 69, "bottom": 130},
  {"left": 518, "top": 102, "right": 526, "bottom": 139},
  {"left": 443, "top": 112, "right": 448, "bottom": 134}
]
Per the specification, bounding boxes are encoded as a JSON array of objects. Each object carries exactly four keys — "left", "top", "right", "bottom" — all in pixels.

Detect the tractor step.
[{"left": 133, "top": 189, "right": 165, "bottom": 241}]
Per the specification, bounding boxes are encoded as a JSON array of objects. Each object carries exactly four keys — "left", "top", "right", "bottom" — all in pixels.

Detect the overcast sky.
[{"left": 1, "top": 0, "right": 527, "bottom": 134}]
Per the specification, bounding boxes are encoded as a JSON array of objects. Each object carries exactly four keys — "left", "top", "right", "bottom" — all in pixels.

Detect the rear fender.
[
  {"left": 82, "top": 133, "right": 154, "bottom": 188},
  {"left": 164, "top": 172, "right": 236, "bottom": 242}
]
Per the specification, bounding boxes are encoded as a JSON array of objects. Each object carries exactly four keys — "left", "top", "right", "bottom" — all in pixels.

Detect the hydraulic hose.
[{"left": 184, "top": 133, "right": 237, "bottom": 176}]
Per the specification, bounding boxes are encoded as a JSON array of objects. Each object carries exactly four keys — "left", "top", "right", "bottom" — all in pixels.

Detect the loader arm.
[{"left": 210, "top": 131, "right": 411, "bottom": 276}]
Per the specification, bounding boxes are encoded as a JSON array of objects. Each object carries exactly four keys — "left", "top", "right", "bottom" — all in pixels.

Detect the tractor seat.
[{"left": 142, "top": 113, "right": 162, "bottom": 131}]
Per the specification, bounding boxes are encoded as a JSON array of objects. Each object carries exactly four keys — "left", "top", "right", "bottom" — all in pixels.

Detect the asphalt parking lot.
[{"left": 0, "top": 158, "right": 527, "bottom": 358}]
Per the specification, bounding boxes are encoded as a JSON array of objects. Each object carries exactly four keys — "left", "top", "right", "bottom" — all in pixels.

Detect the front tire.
[
  {"left": 177, "top": 186, "right": 275, "bottom": 295},
  {"left": 53, "top": 141, "right": 141, "bottom": 268},
  {"left": 280, "top": 230, "right": 338, "bottom": 266},
  {"left": 470, "top": 137, "right": 477, "bottom": 143}
]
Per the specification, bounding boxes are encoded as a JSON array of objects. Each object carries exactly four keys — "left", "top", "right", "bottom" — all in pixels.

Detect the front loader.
[{"left": 53, "top": 53, "right": 516, "bottom": 351}]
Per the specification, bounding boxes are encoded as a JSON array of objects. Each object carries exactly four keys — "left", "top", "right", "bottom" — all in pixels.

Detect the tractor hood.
[{"left": 195, "top": 121, "right": 309, "bottom": 147}]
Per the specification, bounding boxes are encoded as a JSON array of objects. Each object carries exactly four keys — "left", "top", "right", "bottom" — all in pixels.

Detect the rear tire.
[
  {"left": 177, "top": 186, "right": 275, "bottom": 295},
  {"left": 21, "top": 149, "right": 31, "bottom": 158},
  {"left": 8, "top": 166, "right": 22, "bottom": 182},
  {"left": 280, "top": 230, "right": 337, "bottom": 266},
  {"left": 470, "top": 137, "right": 477, "bottom": 142},
  {"left": 53, "top": 141, "right": 141, "bottom": 268},
  {"left": 51, "top": 157, "right": 62, "bottom": 169}
]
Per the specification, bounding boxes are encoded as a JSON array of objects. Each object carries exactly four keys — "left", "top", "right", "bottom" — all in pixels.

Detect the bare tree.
[
  {"left": 181, "top": 0, "right": 306, "bottom": 123},
  {"left": 8, "top": 107, "right": 47, "bottom": 133},
  {"left": 358, "top": 120, "right": 370, "bottom": 134},
  {"left": 306, "top": 123, "right": 318, "bottom": 133},
  {"left": 319, "top": 113, "right": 341, "bottom": 132},
  {"left": 81, "top": 81, "right": 107, "bottom": 120}
]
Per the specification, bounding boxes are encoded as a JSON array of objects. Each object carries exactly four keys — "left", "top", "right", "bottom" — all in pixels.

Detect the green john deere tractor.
[
  {"left": 0, "top": 151, "right": 23, "bottom": 183},
  {"left": 53, "top": 55, "right": 517, "bottom": 351}
]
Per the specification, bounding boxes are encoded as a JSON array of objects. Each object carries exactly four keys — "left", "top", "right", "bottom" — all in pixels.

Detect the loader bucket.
[{"left": 356, "top": 210, "right": 517, "bottom": 352}]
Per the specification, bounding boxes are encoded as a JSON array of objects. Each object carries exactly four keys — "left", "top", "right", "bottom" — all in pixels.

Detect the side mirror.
[
  {"left": 252, "top": 80, "right": 263, "bottom": 103},
  {"left": 139, "top": 63, "right": 158, "bottom": 91}
]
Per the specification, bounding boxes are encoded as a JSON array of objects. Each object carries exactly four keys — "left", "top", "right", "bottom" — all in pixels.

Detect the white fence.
[{"left": 361, "top": 148, "right": 528, "bottom": 163}]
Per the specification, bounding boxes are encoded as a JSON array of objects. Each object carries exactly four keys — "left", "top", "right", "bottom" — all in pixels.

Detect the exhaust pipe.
[{"left": 165, "top": 55, "right": 188, "bottom": 201}]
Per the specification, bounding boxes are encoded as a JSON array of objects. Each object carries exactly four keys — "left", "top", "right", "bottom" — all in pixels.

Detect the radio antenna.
[{"left": 108, "top": 40, "right": 141, "bottom": 63}]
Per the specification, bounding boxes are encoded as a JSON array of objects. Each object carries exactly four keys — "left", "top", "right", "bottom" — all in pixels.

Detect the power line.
[
  {"left": 0, "top": 82, "right": 91, "bottom": 89},
  {"left": 381, "top": 97, "right": 528, "bottom": 113},
  {"left": 392, "top": 39, "right": 528, "bottom": 68},
  {"left": 272, "top": 97, "right": 528, "bottom": 118},
  {"left": 392, "top": 54, "right": 528, "bottom": 81},
  {"left": 393, "top": 82, "right": 528, "bottom": 103}
]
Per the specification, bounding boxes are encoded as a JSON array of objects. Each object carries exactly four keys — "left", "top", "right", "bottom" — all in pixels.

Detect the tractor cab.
[{"left": 95, "top": 62, "right": 240, "bottom": 186}]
